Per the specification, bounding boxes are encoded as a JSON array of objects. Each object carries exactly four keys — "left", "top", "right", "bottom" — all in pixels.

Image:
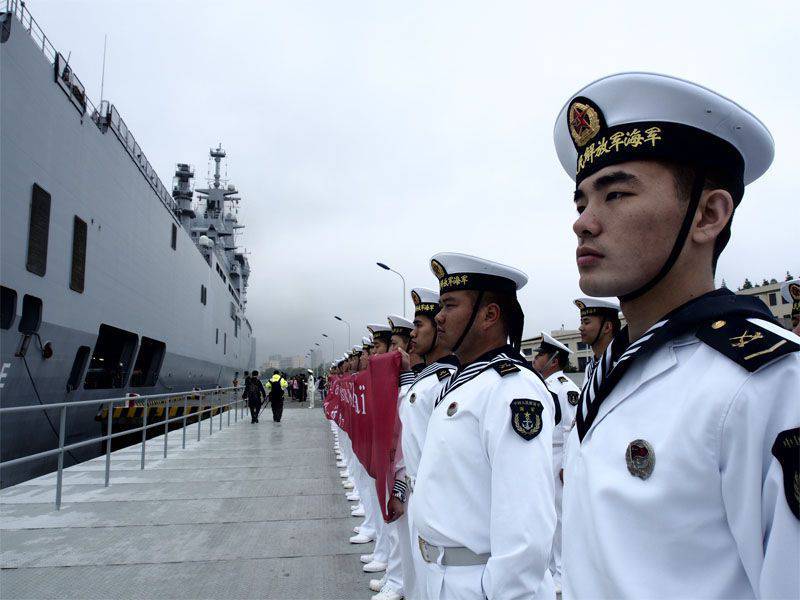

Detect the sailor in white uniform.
[
  {"left": 554, "top": 72, "right": 800, "bottom": 598},
  {"left": 573, "top": 297, "right": 620, "bottom": 381},
  {"left": 411, "top": 252, "right": 556, "bottom": 600},
  {"left": 373, "top": 287, "right": 458, "bottom": 600},
  {"left": 531, "top": 332, "right": 580, "bottom": 593},
  {"left": 781, "top": 278, "right": 800, "bottom": 334}
]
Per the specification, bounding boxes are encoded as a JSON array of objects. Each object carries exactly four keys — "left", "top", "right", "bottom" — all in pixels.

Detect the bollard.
[{"left": 55, "top": 405, "right": 67, "bottom": 510}]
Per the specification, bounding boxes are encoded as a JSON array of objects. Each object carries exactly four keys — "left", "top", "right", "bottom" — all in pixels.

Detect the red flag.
[{"left": 367, "top": 352, "right": 402, "bottom": 521}]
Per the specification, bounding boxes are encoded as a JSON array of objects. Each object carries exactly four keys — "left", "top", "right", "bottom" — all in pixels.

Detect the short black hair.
[
  {"left": 251, "top": 370, "right": 259, "bottom": 376},
  {"left": 475, "top": 290, "right": 525, "bottom": 350}
]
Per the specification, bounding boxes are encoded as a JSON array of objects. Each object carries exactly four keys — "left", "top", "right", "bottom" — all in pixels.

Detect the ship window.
[
  {"left": 215, "top": 328, "right": 219, "bottom": 344},
  {"left": 1, "top": 287, "right": 17, "bottom": 330},
  {"left": 70, "top": 216, "right": 87, "bottom": 293},
  {"left": 201, "top": 285, "right": 207, "bottom": 305},
  {"left": 84, "top": 324, "right": 138, "bottom": 389},
  {"left": 224, "top": 332, "right": 227, "bottom": 355},
  {"left": 26, "top": 184, "right": 51, "bottom": 277},
  {"left": 18, "top": 294, "right": 43, "bottom": 334},
  {"left": 768, "top": 292, "right": 777, "bottom": 307},
  {"left": 130, "top": 337, "right": 166, "bottom": 387},
  {"left": 171, "top": 223, "right": 177, "bottom": 250},
  {"left": 234, "top": 318, "right": 239, "bottom": 338},
  {"left": 66, "top": 346, "right": 91, "bottom": 392}
]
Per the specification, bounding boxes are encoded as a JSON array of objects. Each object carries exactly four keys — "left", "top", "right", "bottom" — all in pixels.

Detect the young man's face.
[
  {"left": 410, "top": 316, "right": 436, "bottom": 355},
  {"left": 435, "top": 290, "right": 477, "bottom": 352},
  {"left": 532, "top": 351, "right": 555, "bottom": 376},
  {"left": 372, "top": 339, "right": 389, "bottom": 355},
  {"left": 390, "top": 334, "right": 408, "bottom": 352},
  {"left": 578, "top": 315, "right": 603, "bottom": 344},
  {"left": 573, "top": 161, "right": 685, "bottom": 298}
]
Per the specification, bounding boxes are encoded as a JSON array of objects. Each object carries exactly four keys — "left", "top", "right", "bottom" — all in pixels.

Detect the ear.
[
  {"left": 482, "top": 302, "right": 501, "bottom": 331},
  {"left": 691, "top": 188, "right": 734, "bottom": 248}
]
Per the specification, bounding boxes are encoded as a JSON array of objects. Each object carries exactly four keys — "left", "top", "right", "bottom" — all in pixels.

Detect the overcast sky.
[{"left": 34, "top": 0, "right": 798, "bottom": 364}]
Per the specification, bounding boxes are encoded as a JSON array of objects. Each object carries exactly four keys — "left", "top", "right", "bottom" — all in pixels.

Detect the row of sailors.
[{"left": 330, "top": 71, "right": 799, "bottom": 600}]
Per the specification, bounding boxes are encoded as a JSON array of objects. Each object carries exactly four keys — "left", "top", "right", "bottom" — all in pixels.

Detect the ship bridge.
[{"left": 0, "top": 399, "right": 369, "bottom": 599}]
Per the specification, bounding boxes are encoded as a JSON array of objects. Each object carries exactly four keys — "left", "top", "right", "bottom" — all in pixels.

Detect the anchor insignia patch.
[{"left": 510, "top": 399, "right": 543, "bottom": 441}]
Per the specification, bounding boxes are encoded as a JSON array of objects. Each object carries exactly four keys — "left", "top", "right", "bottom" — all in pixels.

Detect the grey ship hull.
[{"left": 0, "top": 9, "right": 256, "bottom": 486}]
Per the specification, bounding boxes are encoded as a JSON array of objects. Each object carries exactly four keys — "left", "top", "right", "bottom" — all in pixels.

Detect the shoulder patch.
[
  {"left": 567, "top": 391, "right": 580, "bottom": 406},
  {"left": 436, "top": 368, "right": 452, "bottom": 381},
  {"left": 493, "top": 360, "right": 520, "bottom": 377},
  {"left": 772, "top": 428, "right": 800, "bottom": 520},
  {"left": 558, "top": 376, "right": 569, "bottom": 384},
  {"left": 510, "top": 399, "right": 544, "bottom": 441},
  {"left": 695, "top": 317, "right": 799, "bottom": 372}
]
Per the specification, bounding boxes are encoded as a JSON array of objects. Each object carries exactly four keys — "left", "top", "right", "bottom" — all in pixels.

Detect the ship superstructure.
[{"left": 0, "top": 1, "right": 256, "bottom": 485}]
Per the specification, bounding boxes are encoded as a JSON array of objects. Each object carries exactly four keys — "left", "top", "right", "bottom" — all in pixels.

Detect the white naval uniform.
[
  {"left": 563, "top": 319, "right": 800, "bottom": 599},
  {"left": 543, "top": 370, "right": 580, "bottom": 589},
  {"left": 398, "top": 359, "right": 458, "bottom": 599},
  {"left": 412, "top": 349, "right": 556, "bottom": 600}
]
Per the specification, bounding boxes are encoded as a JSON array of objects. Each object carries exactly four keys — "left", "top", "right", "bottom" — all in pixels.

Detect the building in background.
[{"left": 520, "top": 274, "right": 795, "bottom": 377}]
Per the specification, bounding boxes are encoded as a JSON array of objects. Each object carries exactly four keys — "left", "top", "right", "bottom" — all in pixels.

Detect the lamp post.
[
  {"left": 334, "top": 315, "right": 351, "bottom": 348},
  {"left": 377, "top": 262, "right": 406, "bottom": 317},
  {"left": 322, "top": 333, "right": 334, "bottom": 363}
]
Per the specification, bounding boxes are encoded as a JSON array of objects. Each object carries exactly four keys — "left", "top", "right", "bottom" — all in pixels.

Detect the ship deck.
[{"left": 0, "top": 403, "right": 373, "bottom": 599}]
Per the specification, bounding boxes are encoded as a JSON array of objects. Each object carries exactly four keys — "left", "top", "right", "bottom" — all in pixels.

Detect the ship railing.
[
  {"left": 1, "top": 0, "right": 180, "bottom": 220},
  {"left": 0, "top": 385, "right": 246, "bottom": 510},
  {"left": 102, "top": 101, "right": 180, "bottom": 216}
]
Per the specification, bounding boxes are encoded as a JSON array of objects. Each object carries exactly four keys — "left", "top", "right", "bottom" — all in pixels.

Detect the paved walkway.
[{"left": 0, "top": 403, "right": 375, "bottom": 599}]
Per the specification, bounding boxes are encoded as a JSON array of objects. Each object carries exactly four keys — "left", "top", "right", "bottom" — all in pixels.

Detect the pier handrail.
[{"left": 0, "top": 385, "right": 247, "bottom": 510}]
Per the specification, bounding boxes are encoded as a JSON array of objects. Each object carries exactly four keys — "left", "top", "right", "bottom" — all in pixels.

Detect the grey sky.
[{"left": 35, "top": 0, "right": 798, "bottom": 364}]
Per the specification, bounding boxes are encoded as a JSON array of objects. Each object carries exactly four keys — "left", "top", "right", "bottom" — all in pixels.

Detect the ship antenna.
[{"left": 99, "top": 34, "right": 108, "bottom": 105}]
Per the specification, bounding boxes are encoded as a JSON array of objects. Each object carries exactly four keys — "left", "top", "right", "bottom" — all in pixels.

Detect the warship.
[{"left": 0, "top": 1, "right": 256, "bottom": 485}]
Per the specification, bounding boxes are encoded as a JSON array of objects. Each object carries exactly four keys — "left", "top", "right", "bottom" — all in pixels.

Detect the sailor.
[
  {"left": 554, "top": 72, "right": 800, "bottom": 598},
  {"left": 360, "top": 336, "right": 374, "bottom": 371},
  {"left": 781, "top": 278, "right": 800, "bottom": 334},
  {"left": 573, "top": 297, "right": 620, "bottom": 379},
  {"left": 244, "top": 370, "right": 267, "bottom": 423},
  {"left": 371, "top": 287, "right": 458, "bottom": 600},
  {"left": 411, "top": 252, "right": 556, "bottom": 600},
  {"left": 306, "top": 369, "right": 316, "bottom": 409},
  {"left": 531, "top": 332, "right": 580, "bottom": 593},
  {"left": 368, "top": 323, "right": 393, "bottom": 355}
]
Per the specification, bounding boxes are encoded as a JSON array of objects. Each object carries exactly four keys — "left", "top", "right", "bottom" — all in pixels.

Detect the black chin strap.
[
  {"left": 421, "top": 316, "right": 438, "bottom": 360},
  {"left": 451, "top": 291, "right": 484, "bottom": 354},
  {"left": 589, "top": 316, "right": 607, "bottom": 347},
  {"left": 619, "top": 170, "right": 706, "bottom": 302}
]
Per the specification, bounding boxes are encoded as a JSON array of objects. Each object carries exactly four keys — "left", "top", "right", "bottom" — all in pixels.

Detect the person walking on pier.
[
  {"left": 244, "top": 370, "right": 267, "bottom": 423},
  {"left": 268, "top": 370, "right": 288, "bottom": 422}
]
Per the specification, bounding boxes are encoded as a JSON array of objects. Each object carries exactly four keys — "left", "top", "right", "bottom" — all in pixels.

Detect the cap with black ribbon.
[
  {"left": 430, "top": 252, "right": 528, "bottom": 352},
  {"left": 554, "top": 72, "right": 774, "bottom": 302},
  {"left": 367, "top": 323, "right": 392, "bottom": 344},
  {"left": 781, "top": 279, "right": 800, "bottom": 320}
]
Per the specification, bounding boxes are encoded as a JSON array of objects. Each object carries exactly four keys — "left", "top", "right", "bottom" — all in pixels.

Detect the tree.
[
  {"left": 761, "top": 278, "right": 769, "bottom": 286},
  {"left": 787, "top": 271, "right": 795, "bottom": 281},
  {"left": 742, "top": 278, "right": 753, "bottom": 289},
  {"left": 770, "top": 278, "right": 778, "bottom": 284},
  {"left": 721, "top": 278, "right": 727, "bottom": 289}
]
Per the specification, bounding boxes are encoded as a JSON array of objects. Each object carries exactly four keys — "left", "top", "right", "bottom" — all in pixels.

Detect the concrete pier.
[{"left": 0, "top": 404, "right": 374, "bottom": 599}]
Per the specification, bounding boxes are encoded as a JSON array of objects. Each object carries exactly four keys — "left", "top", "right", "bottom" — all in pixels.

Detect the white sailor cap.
[
  {"left": 387, "top": 314, "right": 414, "bottom": 334},
  {"left": 367, "top": 323, "right": 392, "bottom": 340},
  {"left": 411, "top": 287, "right": 440, "bottom": 318},
  {"left": 430, "top": 252, "right": 528, "bottom": 294},
  {"left": 352, "top": 344, "right": 363, "bottom": 354},
  {"left": 554, "top": 72, "right": 774, "bottom": 188},
  {"left": 536, "top": 331, "right": 572, "bottom": 355},
  {"left": 781, "top": 279, "right": 800, "bottom": 318},
  {"left": 574, "top": 297, "right": 620, "bottom": 319},
  {"left": 362, "top": 336, "right": 374, "bottom": 348}
]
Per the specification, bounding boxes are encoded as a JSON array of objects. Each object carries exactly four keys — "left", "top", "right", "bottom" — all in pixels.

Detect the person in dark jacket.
[{"left": 244, "top": 370, "right": 267, "bottom": 423}]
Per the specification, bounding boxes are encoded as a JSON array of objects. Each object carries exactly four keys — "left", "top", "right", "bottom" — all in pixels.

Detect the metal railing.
[{"left": 0, "top": 386, "right": 246, "bottom": 510}]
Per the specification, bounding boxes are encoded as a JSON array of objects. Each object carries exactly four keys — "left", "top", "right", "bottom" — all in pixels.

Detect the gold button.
[{"left": 712, "top": 320, "right": 726, "bottom": 329}]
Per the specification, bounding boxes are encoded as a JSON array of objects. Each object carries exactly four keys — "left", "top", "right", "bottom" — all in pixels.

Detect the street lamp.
[
  {"left": 377, "top": 262, "right": 406, "bottom": 317},
  {"left": 334, "top": 315, "right": 351, "bottom": 348},
  {"left": 322, "top": 333, "right": 334, "bottom": 363}
]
